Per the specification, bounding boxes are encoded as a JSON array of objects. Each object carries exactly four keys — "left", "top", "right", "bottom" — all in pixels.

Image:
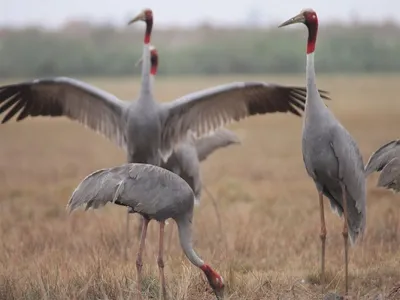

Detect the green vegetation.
[{"left": 0, "top": 22, "right": 399, "bottom": 78}]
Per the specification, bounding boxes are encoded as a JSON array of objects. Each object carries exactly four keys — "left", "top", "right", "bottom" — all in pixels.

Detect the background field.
[{"left": 1, "top": 74, "right": 400, "bottom": 300}]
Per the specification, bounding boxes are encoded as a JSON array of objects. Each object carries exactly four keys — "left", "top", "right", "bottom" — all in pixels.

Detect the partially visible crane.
[
  {"left": 67, "top": 163, "right": 225, "bottom": 300},
  {"left": 365, "top": 140, "right": 400, "bottom": 192},
  {"left": 129, "top": 45, "right": 240, "bottom": 258},
  {"left": 279, "top": 8, "right": 366, "bottom": 296}
]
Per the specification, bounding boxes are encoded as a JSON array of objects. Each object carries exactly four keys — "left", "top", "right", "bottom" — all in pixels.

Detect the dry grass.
[{"left": 1, "top": 74, "right": 400, "bottom": 300}]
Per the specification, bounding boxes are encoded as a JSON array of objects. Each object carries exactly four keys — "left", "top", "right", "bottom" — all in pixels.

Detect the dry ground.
[{"left": 1, "top": 74, "right": 400, "bottom": 300}]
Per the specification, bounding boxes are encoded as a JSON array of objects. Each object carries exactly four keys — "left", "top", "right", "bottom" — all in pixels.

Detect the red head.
[
  {"left": 128, "top": 8, "right": 154, "bottom": 44},
  {"left": 278, "top": 8, "right": 318, "bottom": 54},
  {"left": 200, "top": 264, "right": 225, "bottom": 299}
]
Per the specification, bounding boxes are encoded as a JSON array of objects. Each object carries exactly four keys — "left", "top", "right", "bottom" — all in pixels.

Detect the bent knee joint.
[
  {"left": 136, "top": 258, "right": 143, "bottom": 268},
  {"left": 157, "top": 257, "right": 164, "bottom": 268}
]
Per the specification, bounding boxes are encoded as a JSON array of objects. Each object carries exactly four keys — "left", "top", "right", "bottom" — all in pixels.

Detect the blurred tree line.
[{"left": 0, "top": 21, "right": 399, "bottom": 78}]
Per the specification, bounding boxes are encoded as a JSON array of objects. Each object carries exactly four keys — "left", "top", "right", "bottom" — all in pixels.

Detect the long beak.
[
  {"left": 214, "top": 288, "right": 224, "bottom": 300},
  {"left": 278, "top": 13, "right": 305, "bottom": 28},
  {"left": 128, "top": 12, "right": 144, "bottom": 25}
]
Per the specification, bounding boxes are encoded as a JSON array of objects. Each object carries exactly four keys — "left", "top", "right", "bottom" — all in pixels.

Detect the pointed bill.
[
  {"left": 278, "top": 13, "right": 306, "bottom": 28},
  {"left": 128, "top": 11, "right": 145, "bottom": 25}
]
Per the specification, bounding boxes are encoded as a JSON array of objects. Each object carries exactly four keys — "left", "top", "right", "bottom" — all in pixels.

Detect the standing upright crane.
[
  {"left": 67, "top": 163, "right": 225, "bottom": 300},
  {"left": 279, "top": 8, "right": 366, "bottom": 296},
  {"left": 365, "top": 140, "right": 400, "bottom": 192}
]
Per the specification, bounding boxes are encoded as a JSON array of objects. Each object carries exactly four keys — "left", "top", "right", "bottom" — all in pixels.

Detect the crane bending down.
[
  {"left": 128, "top": 44, "right": 240, "bottom": 250},
  {"left": 279, "top": 9, "right": 366, "bottom": 296},
  {"left": 365, "top": 140, "right": 400, "bottom": 192},
  {"left": 67, "top": 163, "right": 225, "bottom": 300}
]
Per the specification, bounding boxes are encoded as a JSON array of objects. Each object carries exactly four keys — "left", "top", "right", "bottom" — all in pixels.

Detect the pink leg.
[
  {"left": 124, "top": 208, "right": 129, "bottom": 262},
  {"left": 157, "top": 221, "right": 167, "bottom": 300},
  {"left": 319, "top": 191, "right": 327, "bottom": 295},
  {"left": 340, "top": 183, "right": 349, "bottom": 295},
  {"left": 136, "top": 217, "right": 150, "bottom": 299}
]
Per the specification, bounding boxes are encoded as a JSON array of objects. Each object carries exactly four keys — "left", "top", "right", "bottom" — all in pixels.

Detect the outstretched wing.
[
  {"left": 159, "top": 81, "right": 330, "bottom": 160},
  {"left": 0, "top": 77, "right": 128, "bottom": 150}
]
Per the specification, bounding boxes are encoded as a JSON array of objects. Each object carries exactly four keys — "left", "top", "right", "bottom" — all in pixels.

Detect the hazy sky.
[{"left": 1, "top": 0, "right": 399, "bottom": 28}]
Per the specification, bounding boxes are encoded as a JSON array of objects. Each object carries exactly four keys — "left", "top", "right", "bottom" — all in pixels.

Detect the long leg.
[
  {"left": 136, "top": 216, "right": 150, "bottom": 300},
  {"left": 319, "top": 191, "right": 327, "bottom": 296},
  {"left": 124, "top": 208, "right": 130, "bottom": 261},
  {"left": 137, "top": 216, "right": 144, "bottom": 240},
  {"left": 340, "top": 182, "right": 349, "bottom": 295},
  {"left": 157, "top": 221, "right": 167, "bottom": 300}
]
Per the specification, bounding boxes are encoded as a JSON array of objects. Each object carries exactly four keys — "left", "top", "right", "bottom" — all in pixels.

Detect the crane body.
[{"left": 67, "top": 163, "right": 225, "bottom": 300}]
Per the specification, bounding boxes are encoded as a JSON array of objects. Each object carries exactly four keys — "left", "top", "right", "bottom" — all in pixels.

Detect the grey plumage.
[
  {"left": 162, "top": 129, "right": 240, "bottom": 202},
  {"left": 67, "top": 163, "right": 225, "bottom": 299},
  {"left": 67, "top": 163, "right": 195, "bottom": 220},
  {"left": 365, "top": 139, "right": 400, "bottom": 192},
  {"left": 303, "top": 112, "right": 366, "bottom": 243}
]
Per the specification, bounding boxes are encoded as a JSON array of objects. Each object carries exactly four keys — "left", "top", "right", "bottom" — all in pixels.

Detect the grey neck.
[
  {"left": 305, "top": 53, "right": 325, "bottom": 112},
  {"left": 139, "top": 43, "right": 153, "bottom": 99},
  {"left": 176, "top": 215, "right": 204, "bottom": 268}
]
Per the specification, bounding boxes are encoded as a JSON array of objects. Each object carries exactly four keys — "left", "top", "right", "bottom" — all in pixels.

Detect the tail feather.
[
  {"left": 365, "top": 139, "right": 400, "bottom": 176},
  {"left": 66, "top": 167, "right": 124, "bottom": 213}
]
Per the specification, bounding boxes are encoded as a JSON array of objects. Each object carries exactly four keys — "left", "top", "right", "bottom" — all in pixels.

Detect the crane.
[
  {"left": 279, "top": 9, "right": 366, "bottom": 296},
  {"left": 365, "top": 140, "right": 400, "bottom": 192},
  {"left": 67, "top": 163, "right": 225, "bottom": 300},
  {"left": 129, "top": 44, "right": 240, "bottom": 259}
]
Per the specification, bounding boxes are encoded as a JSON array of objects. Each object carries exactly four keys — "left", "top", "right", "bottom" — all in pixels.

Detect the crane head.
[
  {"left": 201, "top": 264, "right": 225, "bottom": 299},
  {"left": 128, "top": 8, "right": 153, "bottom": 25},
  {"left": 278, "top": 8, "right": 317, "bottom": 28}
]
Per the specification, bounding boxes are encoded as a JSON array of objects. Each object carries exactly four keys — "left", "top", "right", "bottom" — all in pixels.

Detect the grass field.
[{"left": 1, "top": 74, "right": 400, "bottom": 300}]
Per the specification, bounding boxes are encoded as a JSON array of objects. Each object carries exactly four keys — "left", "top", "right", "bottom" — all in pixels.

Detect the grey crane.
[
  {"left": 129, "top": 44, "right": 240, "bottom": 251},
  {"left": 365, "top": 140, "right": 400, "bottom": 192},
  {"left": 279, "top": 9, "right": 366, "bottom": 296},
  {"left": 67, "top": 163, "right": 225, "bottom": 300}
]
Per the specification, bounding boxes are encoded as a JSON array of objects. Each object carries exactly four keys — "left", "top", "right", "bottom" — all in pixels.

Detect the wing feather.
[
  {"left": 0, "top": 77, "right": 128, "bottom": 150},
  {"left": 365, "top": 140, "right": 400, "bottom": 176},
  {"left": 160, "top": 81, "right": 330, "bottom": 158},
  {"left": 67, "top": 163, "right": 195, "bottom": 220},
  {"left": 377, "top": 158, "right": 400, "bottom": 192}
]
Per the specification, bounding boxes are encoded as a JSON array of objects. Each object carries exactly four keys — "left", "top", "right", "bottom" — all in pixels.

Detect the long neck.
[
  {"left": 176, "top": 215, "right": 205, "bottom": 268},
  {"left": 305, "top": 21, "right": 323, "bottom": 110},
  {"left": 139, "top": 20, "right": 153, "bottom": 99}
]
